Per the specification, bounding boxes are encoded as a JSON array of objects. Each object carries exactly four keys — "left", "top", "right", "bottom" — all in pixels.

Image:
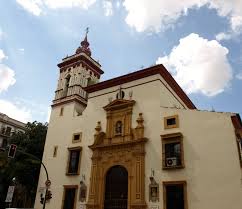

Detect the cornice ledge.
[
  {"left": 89, "top": 137, "right": 148, "bottom": 150},
  {"left": 103, "top": 99, "right": 136, "bottom": 111},
  {"left": 51, "top": 94, "right": 87, "bottom": 108}
]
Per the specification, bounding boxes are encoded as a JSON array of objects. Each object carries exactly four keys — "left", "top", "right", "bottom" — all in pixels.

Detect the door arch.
[{"left": 104, "top": 165, "right": 128, "bottom": 209}]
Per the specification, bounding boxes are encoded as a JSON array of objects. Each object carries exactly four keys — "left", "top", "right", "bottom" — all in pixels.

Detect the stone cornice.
[
  {"left": 85, "top": 64, "right": 196, "bottom": 109},
  {"left": 89, "top": 137, "right": 148, "bottom": 150},
  {"left": 52, "top": 94, "right": 87, "bottom": 108},
  {"left": 58, "top": 53, "right": 103, "bottom": 76},
  {"left": 0, "top": 118, "right": 26, "bottom": 130}
]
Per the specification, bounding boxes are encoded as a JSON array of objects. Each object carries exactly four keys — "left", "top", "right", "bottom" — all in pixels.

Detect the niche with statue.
[
  {"left": 79, "top": 180, "right": 87, "bottom": 202},
  {"left": 149, "top": 176, "right": 159, "bottom": 202}
]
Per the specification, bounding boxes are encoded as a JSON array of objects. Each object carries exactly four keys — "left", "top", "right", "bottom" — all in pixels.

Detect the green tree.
[{"left": 0, "top": 121, "right": 47, "bottom": 208}]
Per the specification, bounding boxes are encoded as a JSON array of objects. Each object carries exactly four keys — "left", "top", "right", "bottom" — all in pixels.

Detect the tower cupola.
[{"left": 76, "top": 28, "right": 91, "bottom": 56}]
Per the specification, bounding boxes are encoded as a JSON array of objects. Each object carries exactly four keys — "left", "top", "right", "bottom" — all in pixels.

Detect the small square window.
[
  {"left": 72, "top": 132, "right": 82, "bottom": 143},
  {"left": 167, "top": 118, "right": 176, "bottom": 126},
  {"left": 74, "top": 134, "right": 80, "bottom": 141},
  {"left": 66, "top": 147, "right": 82, "bottom": 175},
  {"left": 164, "top": 115, "right": 179, "bottom": 129},
  {"left": 161, "top": 132, "right": 184, "bottom": 169}
]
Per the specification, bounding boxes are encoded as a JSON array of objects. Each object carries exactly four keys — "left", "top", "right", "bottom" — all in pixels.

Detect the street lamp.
[
  {"left": 7, "top": 147, "right": 50, "bottom": 209},
  {"left": 18, "top": 150, "right": 50, "bottom": 209}
]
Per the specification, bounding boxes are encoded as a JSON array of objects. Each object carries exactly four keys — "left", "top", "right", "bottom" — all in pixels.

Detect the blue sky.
[{"left": 0, "top": 0, "right": 241, "bottom": 123}]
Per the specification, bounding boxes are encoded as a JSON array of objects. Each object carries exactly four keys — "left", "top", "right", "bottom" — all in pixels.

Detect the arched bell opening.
[{"left": 63, "top": 74, "right": 71, "bottom": 97}]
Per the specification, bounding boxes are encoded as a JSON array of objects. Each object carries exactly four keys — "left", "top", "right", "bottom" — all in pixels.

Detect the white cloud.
[
  {"left": 215, "top": 15, "right": 242, "bottom": 41},
  {"left": 156, "top": 33, "right": 233, "bottom": 96},
  {"left": 14, "top": 97, "right": 51, "bottom": 122},
  {"left": 18, "top": 48, "right": 25, "bottom": 54},
  {"left": 0, "top": 50, "right": 16, "bottom": 93},
  {"left": 16, "top": 0, "right": 43, "bottom": 16},
  {"left": 0, "top": 99, "right": 32, "bottom": 123},
  {"left": 0, "top": 49, "right": 8, "bottom": 61},
  {"left": 44, "top": 0, "right": 96, "bottom": 9},
  {"left": 103, "top": 0, "right": 113, "bottom": 16},
  {"left": 215, "top": 32, "right": 232, "bottom": 41},
  {"left": 123, "top": 0, "right": 242, "bottom": 33},
  {"left": 0, "top": 65, "right": 16, "bottom": 93},
  {"left": 231, "top": 15, "right": 242, "bottom": 32},
  {"left": 116, "top": 1, "right": 120, "bottom": 9},
  {"left": 16, "top": 0, "right": 96, "bottom": 16},
  {"left": 0, "top": 27, "right": 3, "bottom": 40},
  {"left": 236, "top": 72, "right": 242, "bottom": 80}
]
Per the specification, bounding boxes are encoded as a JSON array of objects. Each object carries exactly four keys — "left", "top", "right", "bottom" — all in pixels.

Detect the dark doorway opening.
[
  {"left": 63, "top": 187, "right": 77, "bottom": 209},
  {"left": 104, "top": 165, "right": 128, "bottom": 209},
  {"left": 165, "top": 184, "right": 185, "bottom": 209}
]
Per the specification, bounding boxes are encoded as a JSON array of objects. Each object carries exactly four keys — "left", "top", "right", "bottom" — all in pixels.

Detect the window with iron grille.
[
  {"left": 66, "top": 147, "right": 82, "bottom": 175},
  {"left": 161, "top": 132, "right": 184, "bottom": 169}
]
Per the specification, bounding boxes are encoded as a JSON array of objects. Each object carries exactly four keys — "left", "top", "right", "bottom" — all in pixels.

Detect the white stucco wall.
[
  {"left": 35, "top": 75, "right": 242, "bottom": 209},
  {"left": 145, "top": 107, "right": 242, "bottom": 209}
]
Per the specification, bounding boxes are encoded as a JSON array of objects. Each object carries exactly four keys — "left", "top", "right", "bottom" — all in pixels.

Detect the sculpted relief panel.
[{"left": 87, "top": 99, "right": 148, "bottom": 209}]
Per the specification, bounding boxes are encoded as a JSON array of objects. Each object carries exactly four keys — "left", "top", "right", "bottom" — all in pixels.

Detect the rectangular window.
[
  {"left": 53, "top": 146, "right": 58, "bottom": 157},
  {"left": 66, "top": 147, "right": 82, "bottom": 175},
  {"left": 62, "top": 185, "right": 78, "bottom": 209},
  {"left": 163, "top": 181, "right": 188, "bottom": 209},
  {"left": 164, "top": 115, "right": 179, "bottom": 129},
  {"left": 167, "top": 118, "right": 176, "bottom": 126},
  {"left": 0, "top": 138, "right": 3, "bottom": 148},
  {"left": 236, "top": 131, "right": 242, "bottom": 166},
  {"left": 60, "top": 107, "right": 64, "bottom": 116},
  {"left": 239, "top": 138, "right": 242, "bottom": 159},
  {"left": 72, "top": 132, "right": 82, "bottom": 143},
  {"left": 1, "top": 127, "right": 5, "bottom": 134},
  {"left": 0, "top": 138, "right": 6, "bottom": 148},
  {"left": 161, "top": 132, "right": 184, "bottom": 169},
  {"left": 5, "top": 127, "right": 12, "bottom": 136}
]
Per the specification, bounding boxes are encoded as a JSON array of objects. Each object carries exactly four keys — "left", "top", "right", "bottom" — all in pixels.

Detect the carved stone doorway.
[
  {"left": 104, "top": 165, "right": 128, "bottom": 209},
  {"left": 87, "top": 99, "right": 147, "bottom": 209}
]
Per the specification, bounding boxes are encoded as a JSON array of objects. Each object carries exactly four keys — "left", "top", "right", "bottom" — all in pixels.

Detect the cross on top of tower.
[
  {"left": 85, "top": 27, "right": 89, "bottom": 36},
  {"left": 75, "top": 27, "right": 92, "bottom": 56}
]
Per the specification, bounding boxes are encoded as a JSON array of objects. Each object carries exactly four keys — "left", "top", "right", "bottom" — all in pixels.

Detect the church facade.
[{"left": 35, "top": 34, "right": 242, "bottom": 209}]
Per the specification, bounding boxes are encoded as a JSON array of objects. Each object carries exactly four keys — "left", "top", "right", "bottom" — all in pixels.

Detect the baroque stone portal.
[{"left": 87, "top": 99, "right": 147, "bottom": 209}]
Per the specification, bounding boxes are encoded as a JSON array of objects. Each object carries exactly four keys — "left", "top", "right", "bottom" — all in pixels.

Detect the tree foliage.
[{"left": 0, "top": 121, "right": 47, "bottom": 208}]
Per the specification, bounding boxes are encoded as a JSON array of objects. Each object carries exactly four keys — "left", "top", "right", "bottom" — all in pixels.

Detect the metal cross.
[{"left": 85, "top": 27, "right": 89, "bottom": 36}]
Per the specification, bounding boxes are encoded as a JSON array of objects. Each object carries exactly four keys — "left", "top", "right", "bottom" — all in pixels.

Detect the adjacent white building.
[
  {"left": 0, "top": 113, "right": 26, "bottom": 149},
  {"left": 35, "top": 34, "right": 242, "bottom": 209}
]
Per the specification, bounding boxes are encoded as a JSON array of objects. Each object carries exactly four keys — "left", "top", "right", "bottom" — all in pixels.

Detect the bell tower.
[{"left": 52, "top": 28, "right": 104, "bottom": 114}]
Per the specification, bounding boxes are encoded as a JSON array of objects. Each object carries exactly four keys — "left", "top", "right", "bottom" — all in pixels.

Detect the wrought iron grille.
[{"left": 104, "top": 199, "right": 127, "bottom": 209}]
